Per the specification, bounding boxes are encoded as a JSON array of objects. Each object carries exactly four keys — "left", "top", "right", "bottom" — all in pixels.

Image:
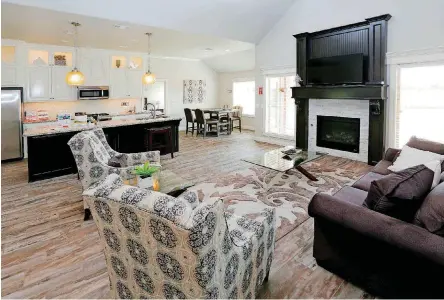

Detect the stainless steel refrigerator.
[{"left": 1, "top": 87, "right": 24, "bottom": 161}]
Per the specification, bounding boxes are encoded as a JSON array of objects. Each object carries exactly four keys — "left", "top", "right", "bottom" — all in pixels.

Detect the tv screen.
[{"left": 307, "top": 54, "right": 365, "bottom": 85}]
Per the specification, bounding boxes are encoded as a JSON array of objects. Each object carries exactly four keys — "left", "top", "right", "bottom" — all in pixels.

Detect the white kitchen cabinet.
[
  {"left": 79, "top": 51, "right": 109, "bottom": 86},
  {"left": 26, "top": 48, "right": 75, "bottom": 101},
  {"left": 109, "top": 55, "right": 144, "bottom": 99},
  {"left": 1, "top": 45, "right": 19, "bottom": 86},
  {"left": 27, "top": 66, "right": 51, "bottom": 101},
  {"left": 127, "top": 70, "right": 143, "bottom": 98},
  {"left": 110, "top": 69, "right": 143, "bottom": 99},
  {"left": 51, "top": 66, "right": 74, "bottom": 100},
  {"left": 110, "top": 69, "right": 128, "bottom": 98},
  {"left": 2, "top": 66, "right": 18, "bottom": 86}
]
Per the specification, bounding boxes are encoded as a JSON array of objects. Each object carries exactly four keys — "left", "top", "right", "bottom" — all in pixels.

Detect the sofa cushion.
[
  {"left": 372, "top": 159, "right": 393, "bottom": 175},
  {"left": 352, "top": 172, "right": 386, "bottom": 192},
  {"left": 333, "top": 186, "right": 368, "bottom": 206},
  {"left": 388, "top": 145, "right": 444, "bottom": 172},
  {"left": 414, "top": 182, "right": 444, "bottom": 236},
  {"left": 363, "top": 165, "right": 434, "bottom": 222}
]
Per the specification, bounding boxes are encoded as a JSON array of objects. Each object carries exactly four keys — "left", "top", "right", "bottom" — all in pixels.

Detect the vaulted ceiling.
[{"left": 2, "top": 0, "right": 296, "bottom": 44}]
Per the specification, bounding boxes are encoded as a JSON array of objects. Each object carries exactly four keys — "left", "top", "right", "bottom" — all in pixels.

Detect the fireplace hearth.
[{"left": 317, "top": 116, "right": 360, "bottom": 153}]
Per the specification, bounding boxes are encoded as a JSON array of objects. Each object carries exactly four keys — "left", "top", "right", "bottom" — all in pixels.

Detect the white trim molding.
[
  {"left": 260, "top": 66, "right": 296, "bottom": 76},
  {"left": 386, "top": 47, "right": 444, "bottom": 65}
]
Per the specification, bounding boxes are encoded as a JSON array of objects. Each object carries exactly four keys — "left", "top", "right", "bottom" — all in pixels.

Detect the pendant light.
[
  {"left": 142, "top": 33, "right": 156, "bottom": 85},
  {"left": 66, "top": 22, "right": 85, "bottom": 86}
]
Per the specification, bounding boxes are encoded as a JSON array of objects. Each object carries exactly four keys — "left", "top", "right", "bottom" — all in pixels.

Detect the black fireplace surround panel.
[{"left": 317, "top": 116, "right": 360, "bottom": 153}]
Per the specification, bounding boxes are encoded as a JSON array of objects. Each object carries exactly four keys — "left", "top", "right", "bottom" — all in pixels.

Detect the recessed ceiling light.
[
  {"left": 61, "top": 39, "right": 70, "bottom": 43},
  {"left": 114, "top": 24, "right": 129, "bottom": 29},
  {"left": 225, "top": 49, "right": 230, "bottom": 52},
  {"left": 119, "top": 45, "right": 128, "bottom": 48},
  {"left": 130, "top": 39, "right": 139, "bottom": 43},
  {"left": 205, "top": 48, "right": 213, "bottom": 51}
]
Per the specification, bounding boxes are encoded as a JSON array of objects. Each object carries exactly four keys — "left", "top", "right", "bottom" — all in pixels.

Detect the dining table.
[{"left": 191, "top": 108, "right": 238, "bottom": 119}]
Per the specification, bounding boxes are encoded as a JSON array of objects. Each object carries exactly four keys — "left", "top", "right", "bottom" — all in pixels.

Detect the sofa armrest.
[
  {"left": 309, "top": 193, "right": 444, "bottom": 266},
  {"left": 383, "top": 148, "right": 401, "bottom": 162}
]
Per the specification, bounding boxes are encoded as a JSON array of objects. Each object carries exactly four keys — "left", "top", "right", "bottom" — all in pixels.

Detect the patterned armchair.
[
  {"left": 67, "top": 128, "right": 160, "bottom": 215},
  {"left": 83, "top": 173, "right": 276, "bottom": 299}
]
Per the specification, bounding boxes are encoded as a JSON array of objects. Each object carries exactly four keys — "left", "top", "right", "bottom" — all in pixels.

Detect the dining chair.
[
  {"left": 184, "top": 108, "right": 196, "bottom": 136},
  {"left": 195, "top": 109, "right": 216, "bottom": 138},
  {"left": 232, "top": 105, "right": 243, "bottom": 132}
]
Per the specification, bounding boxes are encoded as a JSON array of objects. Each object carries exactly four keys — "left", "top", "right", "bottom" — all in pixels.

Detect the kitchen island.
[{"left": 23, "top": 117, "right": 182, "bottom": 182}]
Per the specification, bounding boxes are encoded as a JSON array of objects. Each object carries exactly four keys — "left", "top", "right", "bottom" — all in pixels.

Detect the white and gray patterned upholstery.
[
  {"left": 67, "top": 128, "right": 161, "bottom": 191},
  {"left": 83, "top": 173, "right": 276, "bottom": 299}
]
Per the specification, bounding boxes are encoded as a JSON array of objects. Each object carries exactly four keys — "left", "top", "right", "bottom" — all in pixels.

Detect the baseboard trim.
[{"left": 254, "top": 135, "right": 295, "bottom": 147}]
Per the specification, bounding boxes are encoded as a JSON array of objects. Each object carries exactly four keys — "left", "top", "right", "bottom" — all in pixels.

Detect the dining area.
[{"left": 184, "top": 106, "right": 242, "bottom": 138}]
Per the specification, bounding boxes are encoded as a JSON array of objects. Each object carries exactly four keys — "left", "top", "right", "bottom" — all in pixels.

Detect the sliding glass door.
[
  {"left": 396, "top": 64, "right": 444, "bottom": 147},
  {"left": 264, "top": 75, "right": 296, "bottom": 139}
]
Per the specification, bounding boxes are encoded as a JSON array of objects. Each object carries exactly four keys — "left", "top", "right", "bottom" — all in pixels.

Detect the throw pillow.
[
  {"left": 424, "top": 160, "right": 443, "bottom": 189},
  {"left": 414, "top": 182, "right": 444, "bottom": 237},
  {"left": 388, "top": 145, "right": 444, "bottom": 173},
  {"left": 363, "top": 165, "right": 435, "bottom": 222}
]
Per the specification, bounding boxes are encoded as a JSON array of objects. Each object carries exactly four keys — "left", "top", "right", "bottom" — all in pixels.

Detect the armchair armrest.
[
  {"left": 383, "top": 148, "right": 401, "bottom": 162},
  {"left": 114, "top": 150, "right": 161, "bottom": 167},
  {"left": 309, "top": 193, "right": 444, "bottom": 266}
]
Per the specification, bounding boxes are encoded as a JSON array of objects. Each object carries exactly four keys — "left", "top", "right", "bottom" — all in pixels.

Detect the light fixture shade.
[
  {"left": 66, "top": 68, "right": 85, "bottom": 86},
  {"left": 142, "top": 71, "right": 156, "bottom": 85}
]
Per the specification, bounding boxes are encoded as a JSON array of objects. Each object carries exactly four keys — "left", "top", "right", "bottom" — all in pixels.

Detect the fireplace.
[{"left": 316, "top": 116, "right": 360, "bottom": 153}]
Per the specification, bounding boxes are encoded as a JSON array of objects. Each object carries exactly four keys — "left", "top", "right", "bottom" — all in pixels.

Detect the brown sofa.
[{"left": 308, "top": 140, "right": 444, "bottom": 298}]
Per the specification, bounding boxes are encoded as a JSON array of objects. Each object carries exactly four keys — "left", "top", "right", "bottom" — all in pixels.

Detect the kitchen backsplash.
[{"left": 24, "top": 98, "right": 142, "bottom": 119}]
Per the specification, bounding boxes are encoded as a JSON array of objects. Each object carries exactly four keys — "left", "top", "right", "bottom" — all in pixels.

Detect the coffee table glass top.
[
  {"left": 124, "top": 170, "right": 194, "bottom": 195},
  {"left": 242, "top": 146, "right": 327, "bottom": 172}
]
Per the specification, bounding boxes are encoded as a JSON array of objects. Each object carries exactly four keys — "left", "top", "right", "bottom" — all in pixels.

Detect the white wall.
[
  {"left": 218, "top": 70, "right": 256, "bottom": 130},
  {"left": 254, "top": 0, "right": 444, "bottom": 140}
]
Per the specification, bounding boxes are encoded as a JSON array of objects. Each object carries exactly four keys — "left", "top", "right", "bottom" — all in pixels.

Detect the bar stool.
[{"left": 144, "top": 127, "right": 174, "bottom": 158}]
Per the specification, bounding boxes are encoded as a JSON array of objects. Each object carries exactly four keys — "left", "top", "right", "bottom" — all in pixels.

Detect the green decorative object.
[{"left": 133, "top": 161, "right": 159, "bottom": 179}]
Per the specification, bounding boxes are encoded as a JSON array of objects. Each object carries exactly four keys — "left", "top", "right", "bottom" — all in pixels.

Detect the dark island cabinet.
[{"left": 27, "top": 119, "right": 181, "bottom": 182}]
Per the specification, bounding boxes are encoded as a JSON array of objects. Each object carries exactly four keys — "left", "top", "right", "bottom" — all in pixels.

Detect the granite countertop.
[
  {"left": 23, "top": 117, "right": 182, "bottom": 137},
  {"left": 23, "top": 112, "right": 154, "bottom": 124}
]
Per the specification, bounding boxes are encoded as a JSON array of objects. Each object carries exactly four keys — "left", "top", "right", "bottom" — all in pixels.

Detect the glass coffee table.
[
  {"left": 124, "top": 170, "right": 194, "bottom": 197},
  {"left": 242, "top": 146, "right": 327, "bottom": 181}
]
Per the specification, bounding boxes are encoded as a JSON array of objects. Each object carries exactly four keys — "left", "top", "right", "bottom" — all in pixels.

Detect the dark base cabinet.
[{"left": 27, "top": 120, "right": 181, "bottom": 182}]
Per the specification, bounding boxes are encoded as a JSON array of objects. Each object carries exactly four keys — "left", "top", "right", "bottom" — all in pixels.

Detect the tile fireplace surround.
[{"left": 308, "top": 99, "right": 369, "bottom": 162}]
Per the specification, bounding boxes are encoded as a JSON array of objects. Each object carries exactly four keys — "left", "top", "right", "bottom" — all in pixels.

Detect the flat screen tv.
[{"left": 307, "top": 53, "right": 365, "bottom": 85}]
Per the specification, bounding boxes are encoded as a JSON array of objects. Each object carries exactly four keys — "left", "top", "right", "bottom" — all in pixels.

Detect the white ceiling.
[
  {"left": 2, "top": 0, "right": 296, "bottom": 44},
  {"left": 1, "top": 3, "right": 254, "bottom": 62},
  {"left": 203, "top": 49, "right": 255, "bottom": 73}
]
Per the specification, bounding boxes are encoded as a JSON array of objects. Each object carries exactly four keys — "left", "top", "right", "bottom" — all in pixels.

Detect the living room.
[{"left": 1, "top": 0, "right": 444, "bottom": 299}]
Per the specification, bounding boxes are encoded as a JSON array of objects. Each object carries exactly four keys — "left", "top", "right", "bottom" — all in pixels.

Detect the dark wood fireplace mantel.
[
  {"left": 292, "top": 14, "right": 391, "bottom": 165},
  {"left": 291, "top": 85, "right": 387, "bottom": 100}
]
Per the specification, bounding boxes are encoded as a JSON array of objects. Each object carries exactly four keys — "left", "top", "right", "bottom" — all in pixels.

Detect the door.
[
  {"left": 127, "top": 70, "right": 143, "bottom": 98},
  {"left": 396, "top": 64, "right": 444, "bottom": 146},
  {"left": 110, "top": 69, "right": 128, "bottom": 98},
  {"left": 264, "top": 75, "right": 296, "bottom": 139},
  {"left": 51, "top": 66, "right": 74, "bottom": 100},
  {"left": 27, "top": 67, "right": 51, "bottom": 101},
  {"left": 1, "top": 88, "right": 23, "bottom": 160}
]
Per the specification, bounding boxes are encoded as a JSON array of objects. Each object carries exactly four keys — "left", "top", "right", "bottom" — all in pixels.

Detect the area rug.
[{"left": 188, "top": 155, "right": 371, "bottom": 241}]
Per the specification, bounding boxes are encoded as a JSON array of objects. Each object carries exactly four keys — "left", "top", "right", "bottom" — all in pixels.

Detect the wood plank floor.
[{"left": 1, "top": 131, "right": 369, "bottom": 298}]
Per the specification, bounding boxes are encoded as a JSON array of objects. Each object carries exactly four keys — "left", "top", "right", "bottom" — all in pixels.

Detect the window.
[
  {"left": 233, "top": 80, "right": 255, "bottom": 116},
  {"left": 144, "top": 80, "right": 166, "bottom": 112},
  {"left": 265, "top": 75, "right": 296, "bottom": 138},
  {"left": 396, "top": 64, "right": 444, "bottom": 147}
]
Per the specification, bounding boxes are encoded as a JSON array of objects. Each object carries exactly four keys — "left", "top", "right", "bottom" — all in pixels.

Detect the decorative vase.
[
  {"left": 137, "top": 175, "right": 153, "bottom": 189},
  {"left": 116, "top": 59, "right": 121, "bottom": 68}
]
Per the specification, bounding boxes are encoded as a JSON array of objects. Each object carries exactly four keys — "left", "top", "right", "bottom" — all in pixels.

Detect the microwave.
[{"left": 77, "top": 86, "right": 109, "bottom": 100}]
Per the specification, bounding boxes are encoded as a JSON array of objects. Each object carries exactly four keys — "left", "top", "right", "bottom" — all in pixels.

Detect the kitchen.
[{"left": 1, "top": 11, "right": 222, "bottom": 181}]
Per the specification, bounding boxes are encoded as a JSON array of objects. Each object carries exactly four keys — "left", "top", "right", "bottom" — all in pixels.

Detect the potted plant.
[{"left": 132, "top": 162, "right": 160, "bottom": 189}]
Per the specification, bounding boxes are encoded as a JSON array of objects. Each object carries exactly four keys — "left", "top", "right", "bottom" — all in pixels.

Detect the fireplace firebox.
[{"left": 316, "top": 116, "right": 360, "bottom": 153}]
